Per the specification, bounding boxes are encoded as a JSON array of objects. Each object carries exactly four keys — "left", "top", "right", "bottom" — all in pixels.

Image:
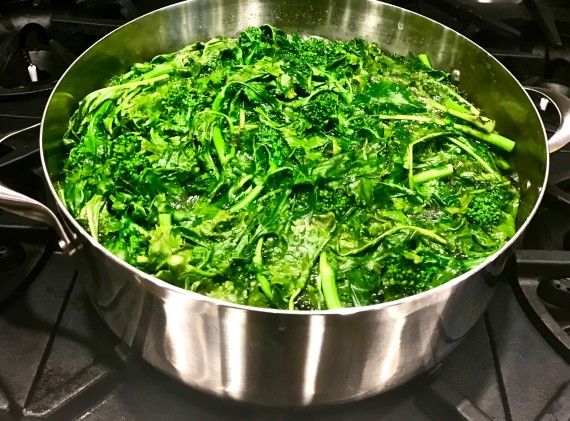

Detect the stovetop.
[
  {"left": 2, "top": 262, "right": 569, "bottom": 420},
  {"left": 1, "top": 1, "right": 570, "bottom": 420}
]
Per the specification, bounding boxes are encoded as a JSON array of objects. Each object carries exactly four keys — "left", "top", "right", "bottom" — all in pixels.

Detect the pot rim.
[{"left": 39, "top": 0, "right": 550, "bottom": 316}]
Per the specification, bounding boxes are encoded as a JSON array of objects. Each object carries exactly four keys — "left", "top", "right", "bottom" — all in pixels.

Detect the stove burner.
[
  {"left": 0, "top": 242, "right": 26, "bottom": 273},
  {"left": 0, "top": 0, "right": 132, "bottom": 99},
  {"left": 0, "top": 226, "right": 49, "bottom": 305},
  {"left": 514, "top": 130, "right": 570, "bottom": 362},
  {"left": 538, "top": 278, "right": 570, "bottom": 310},
  {"left": 0, "top": 24, "right": 66, "bottom": 97},
  {"left": 514, "top": 250, "right": 570, "bottom": 362},
  {"left": 395, "top": 0, "right": 570, "bottom": 83}
]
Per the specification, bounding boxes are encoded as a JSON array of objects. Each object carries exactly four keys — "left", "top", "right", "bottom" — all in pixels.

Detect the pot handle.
[
  {"left": 0, "top": 124, "right": 79, "bottom": 255},
  {"left": 524, "top": 87, "right": 570, "bottom": 153}
]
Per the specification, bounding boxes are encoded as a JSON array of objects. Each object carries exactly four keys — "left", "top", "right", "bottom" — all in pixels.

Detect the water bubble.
[
  {"left": 397, "top": 23, "right": 404, "bottom": 30},
  {"left": 451, "top": 69, "right": 461, "bottom": 84}
]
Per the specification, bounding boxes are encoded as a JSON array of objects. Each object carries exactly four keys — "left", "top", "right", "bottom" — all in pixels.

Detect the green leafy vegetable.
[{"left": 60, "top": 25, "right": 520, "bottom": 310}]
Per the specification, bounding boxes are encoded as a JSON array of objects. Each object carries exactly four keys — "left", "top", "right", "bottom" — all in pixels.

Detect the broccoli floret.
[
  {"left": 237, "top": 27, "right": 270, "bottom": 65},
  {"left": 299, "top": 36, "right": 329, "bottom": 57},
  {"left": 161, "top": 80, "right": 198, "bottom": 113},
  {"left": 301, "top": 92, "right": 346, "bottom": 131},
  {"left": 281, "top": 36, "right": 351, "bottom": 74},
  {"left": 252, "top": 125, "right": 289, "bottom": 165},
  {"left": 238, "top": 25, "right": 289, "bottom": 65},
  {"left": 316, "top": 187, "right": 352, "bottom": 213},
  {"left": 280, "top": 35, "right": 339, "bottom": 78},
  {"left": 238, "top": 26, "right": 265, "bottom": 45},
  {"left": 384, "top": 258, "right": 428, "bottom": 288},
  {"left": 380, "top": 253, "right": 449, "bottom": 302},
  {"left": 466, "top": 187, "right": 511, "bottom": 228},
  {"left": 239, "top": 25, "right": 288, "bottom": 47},
  {"left": 279, "top": 37, "right": 316, "bottom": 78},
  {"left": 278, "top": 35, "right": 360, "bottom": 95},
  {"left": 254, "top": 125, "right": 287, "bottom": 154}
]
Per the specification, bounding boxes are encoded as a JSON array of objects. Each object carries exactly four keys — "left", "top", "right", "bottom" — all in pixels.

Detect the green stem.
[
  {"left": 380, "top": 182, "right": 417, "bottom": 197},
  {"left": 360, "top": 114, "right": 438, "bottom": 124},
  {"left": 495, "top": 155, "right": 511, "bottom": 170},
  {"left": 407, "top": 131, "right": 449, "bottom": 189},
  {"left": 256, "top": 187, "right": 288, "bottom": 205},
  {"left": 446, "top": 136, "right": 498, "bottom": 178},
  {"left": 158, "top": 213, "right": 172, "bottom": 227},
  {"left": 228, "top": 167, "right": 290, "bottom": 213},
  {"left": 212, "top": 84, "right": 231, "bottom": 111},
  {"left": 418, "top": 53, "right": 432, "bottom": 69},
  {"left": 193, "top": 110, "right": 235, "bottom": 132},
  {"left": 442, "top": 98, "right": 471, "bottom": 115},
  {"left": 166, "top": 255, "right": 219, "bottom": 278},
  {"left": 320, "top": 252, "right": 342, "bottom": 310},
  {"left": 430, "top": 80, "right": 480, "bottom": 115},
  {"left": 141, "top": 63, "right": 174, "bottom": 80},
  {"left": 84, "top": 74, "right": 170, "bottom": 102},
  {"left": 289, "top": 288, "right": 302, "bottom": 311},
  {"left": 203, "top": 150, "right": 220, "bottom": 180},
  {"left": 386, "top": 73, "right": 480, "bottom": 115},
  {"left": 187, "top": 264, "right": 220, "bottom": 278},
  {"left": 367, "top": 114, "right": 515, "bottom": 152},
  {"left": 230, "top": 174, "right": 253, "bottom": 195},
  {"left": 339, "top": 224, "right": 447, "bottom": 257},
  {"left": 253, "top": 237, "right": 273, "bottom": 301},
  {"left": 453, "top": 124, "right": 515, "bottom": 152},
  {"left": 229, "top": 183, "right": 265, "bottom": 213},
  {"left": 412, "top": 164, "right": 454, "bottom": 185},
  {"left": 239, "top": 108, "right": 246, "bottom": 129},
  {"left": 426, "top": 98, "right": 495, "bottom": 132},
  {"left": 212, "top": 125, "right": 235, "bottom": 165}
]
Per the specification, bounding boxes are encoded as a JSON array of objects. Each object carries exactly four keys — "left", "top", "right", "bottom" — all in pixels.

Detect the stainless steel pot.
[{"left": 1, "top": 0, "right": 570, "bottom": 406}]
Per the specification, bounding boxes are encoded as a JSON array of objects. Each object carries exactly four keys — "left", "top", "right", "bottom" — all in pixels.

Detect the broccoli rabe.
[
  {"left": 466, "top": 187, "right": 513, "bottom": 228},
  {"left": 301, "top": 92, "right": 346, "bottom": 131},
  {"left": 61, "top": 25, "right": 520, "bottom": 311},
  {"left": 382, "top": 255, "right": 432, "bottom": 300}
]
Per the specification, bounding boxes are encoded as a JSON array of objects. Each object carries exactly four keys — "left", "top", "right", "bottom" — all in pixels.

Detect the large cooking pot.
[{"left": 1, "top": 0, "right": 570, "bottom": 406}]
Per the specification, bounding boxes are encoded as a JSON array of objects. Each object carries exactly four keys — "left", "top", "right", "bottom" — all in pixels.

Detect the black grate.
[
  {"left": 514, "top": 150, "right": 570, "bottom": 363},
  {"left": 1, "top": 264, "right": 569, "bottom": 419}
]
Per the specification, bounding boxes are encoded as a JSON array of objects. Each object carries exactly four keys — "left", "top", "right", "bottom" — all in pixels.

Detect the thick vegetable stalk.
[
  {"left": 319, "top": 252, "right": 342, "bottom": 310},
  {"left": 253, "top": 237, "right": 273, "bottom": 301}
]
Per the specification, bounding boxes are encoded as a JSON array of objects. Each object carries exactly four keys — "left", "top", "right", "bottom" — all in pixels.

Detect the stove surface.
[
  {"left": 1, "top": 0, "right": 570, "bottom": 420},
  {"left": 1, "top": 259, "right": 569, "bottom": 420}
]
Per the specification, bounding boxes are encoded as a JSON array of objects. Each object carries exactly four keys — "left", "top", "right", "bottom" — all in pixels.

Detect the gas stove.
[{"left": 1, "top": 1, "right": 570, "bottom": 419}]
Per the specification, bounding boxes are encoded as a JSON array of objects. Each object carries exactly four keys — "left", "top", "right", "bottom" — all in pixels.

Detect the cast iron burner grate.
[
  {"left": 511, "top": 79, "right": 570, "bottom": 363},
  {"left": 394, "top": 0, "right": 570, "bottom": 85},
  {"left": 0, "top": 125, "right": 51, "bottom": 305},
  {"left": 514, "top": 155, "right": 570, "bottom": 362},
  {"left": 0, "top": 0, "right": 133, "bottom": 99},
  {"left": 2, "top": 256, "right": 570, "bottom": 419},
  {"left": 514, "top": 250, "right": 570, "bottom": 361}
]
